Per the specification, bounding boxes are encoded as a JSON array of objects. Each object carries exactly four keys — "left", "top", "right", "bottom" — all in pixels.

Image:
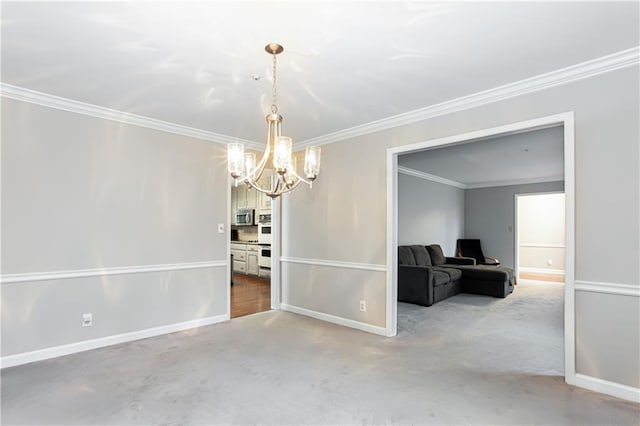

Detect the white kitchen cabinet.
[
  {"left": 236, "top": 185, "right": 248, "bottom": 209},
  {"left": 233, "top": 184, "right": 257, "bottom": 211},
  {"left": 231, "top": 243, "right": 247, "bottom": 274},
  {"left": 258, "top": 175, "right": 272, "bottom": 212},
  {"left": 230, "top": 185, "right": 237, "bottom": 225},
  {"left": 231, "top": 243, "right": 260, "bottom": 276},
  {"left": 247, "top": 246, "right": 259, "bottom": 276}
]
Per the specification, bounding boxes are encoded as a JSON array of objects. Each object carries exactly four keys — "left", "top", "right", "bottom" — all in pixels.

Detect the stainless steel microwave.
[{"left": 235, "top": 209, "right": 254, "bottom": 226}]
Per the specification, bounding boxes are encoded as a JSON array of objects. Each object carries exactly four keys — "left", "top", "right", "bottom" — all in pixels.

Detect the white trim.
[
  {"left": 568, "top": 373, "right": 640, "bottom": 403},
  {"left": 574, "top": 280, "right": 640, "bottom": 297},
  {"left": 227, "top": 176, "right": 232, "bottom": 319},
  {"left": 389, "top": 113, "right": 571, "bottom": 156},
  {"left": 298, "top": 47, "right": 639, "bottom": 148},
  {"left": 0, "top": 260, "right": 227, "bottom": 284},
  {"left": 271, "top": 196, "right": 282, "bottom": 310},
  {"left": 280, "top": 256, "right": 386, "bottom": 272},
  {"left": 0, "top": 314, "right": 228, "bottom": 369},
  {"left": 397, "top": 166, "right": 466, "bottom": 189},
  {"left": 0, "top": 83, "right": 264, "bottom": 150},
  {"left": 386, "top": 151, "right": 398, "bottom": 337},
  {"left": 563, "top": 114, "right": 576, "bottom": 382},
  {"left": 519, "top": 243, "right": 566, "bottom": 248},
  {"left": 519, "top": 266, "right": 565, "bottom": 275},
  {"left": 465, "top": 175, "right": 565, "bottom": 189},
  {"left": 387, "top": 111, "right": 577, "bottom": 395},
  {"left": 398, "top": 166, "right": 563, "bottom": 190},
  {"left": 517, "top": 279, "right": 564, "bottom": 286},
  {"left": 280, "top": 304, "right": 387, "bottom": 336}
]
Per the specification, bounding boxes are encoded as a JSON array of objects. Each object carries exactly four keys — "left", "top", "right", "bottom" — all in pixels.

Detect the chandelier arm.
[
  {"left": 245, "top": 179, "right": 273, "bottom": 195},
  {"left": 288, "top": 168, "right": 313, "bottom": 186}
]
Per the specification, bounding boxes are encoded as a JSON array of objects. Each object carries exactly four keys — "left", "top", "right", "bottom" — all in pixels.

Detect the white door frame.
[
  {"left": 386, "top": 111, "right": 576, "bottom": 382},
  {"left": 514, "top": 191, "right": 566, "bottom": 281}
]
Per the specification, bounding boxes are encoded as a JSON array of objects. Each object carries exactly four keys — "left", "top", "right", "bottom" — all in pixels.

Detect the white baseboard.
[
  {"left": 567, "top": 373, "right": 640, "bottom": 403},
  {"left": 1, "top": 314, "right": 229, "bottom": 369},
  {"left": 519, "top": 266, "right": 565, "bottom": 275},
  {"left": 280, "top": 303, "right": 388, "bottom": 336}
]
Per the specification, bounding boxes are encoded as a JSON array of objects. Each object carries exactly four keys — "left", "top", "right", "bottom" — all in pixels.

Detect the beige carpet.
[{"left": 2, "top": 283, "right": 639, "bottom": 425}]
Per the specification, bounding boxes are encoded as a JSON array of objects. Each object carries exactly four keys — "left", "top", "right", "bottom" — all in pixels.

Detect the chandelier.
[{"left": 227, "top": 43, "right": 321, "bottom": 198}]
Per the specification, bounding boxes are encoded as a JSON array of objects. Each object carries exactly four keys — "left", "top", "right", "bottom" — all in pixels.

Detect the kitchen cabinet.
[
  {"left": 230, "top": 186, "right": 237, "bottom": 225},
  {"left": 257, "top": 174, "right": 273, "bottom": 212},
  {"left": 247, "top": 245, "right": 259, "bottom": 275},
  {"left": 231, "top": 242, "right": 247, "bottom": 274},
  {"left": 231, "top": 242, "right": 260, "bottom": 276},
  {"left": 232, "top": 184, "right": 257, "bottom": 212}
]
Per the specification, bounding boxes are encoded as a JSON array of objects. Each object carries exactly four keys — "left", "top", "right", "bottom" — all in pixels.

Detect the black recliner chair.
[{"left": 456, "top": 239, "right": 500, "bottom": 266}]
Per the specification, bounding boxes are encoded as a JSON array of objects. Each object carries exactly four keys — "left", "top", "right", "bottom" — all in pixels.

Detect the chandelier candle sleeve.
[
  {"left": 226, "top": 43, "right": 321, "bottom": 197},
  {"left": 228, "top": 143, "right": 245, "bottom": 178},
  {"left": 274, "top": 136, "right": 292, "bottom": 172},
  {"left": 304, "top": 146, "right": 321, "bottom": 179}
]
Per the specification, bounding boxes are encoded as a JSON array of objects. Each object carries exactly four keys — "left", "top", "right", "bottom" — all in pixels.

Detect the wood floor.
[{"left": 231, "top": 274, "right": 271, "bottom": 318}]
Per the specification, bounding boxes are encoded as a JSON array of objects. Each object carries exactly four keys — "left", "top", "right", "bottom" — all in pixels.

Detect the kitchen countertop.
[{"left": 231, "top": 240, "right": 270, "bottom": 246}]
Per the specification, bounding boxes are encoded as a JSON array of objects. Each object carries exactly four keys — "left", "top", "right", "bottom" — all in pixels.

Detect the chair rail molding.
[
  {"left": 574, "top": 280, "right": 640, "bottom": 297},
  {"left": 0, "top": 260, "right": 227, "bottom": 285},
  {"left": 280, "top": 256, "right": 386, "bottom": 272}
]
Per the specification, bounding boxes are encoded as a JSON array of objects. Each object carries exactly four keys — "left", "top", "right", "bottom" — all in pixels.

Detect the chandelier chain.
[{"left": 271, "top": 53, "right": 278, "bottom": 114}]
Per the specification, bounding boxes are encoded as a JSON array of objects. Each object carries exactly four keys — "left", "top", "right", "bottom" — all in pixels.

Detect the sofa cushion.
[
  {"left": 398, "top": 246, "right": 416, "bottom": 265},
  {"left": 432, "top": 270, "right": 450, "bottom": 287},
  {"left": 434, "top": 266, "right": 462, "bottom": 282},
  {"left": 409, "top": 245, "right": 432, "bottom": 266},
  {"left": 456, "top": 265, "right": 511, "bottom": 281},
  {"left": 427, "top": 244, "right": 447, "bottom": 266}
]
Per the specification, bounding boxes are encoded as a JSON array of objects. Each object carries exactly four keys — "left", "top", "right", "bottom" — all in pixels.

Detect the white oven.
[
  {"left": 258, "top": 246, "right": 271, "bottom": 279},
  {"left": 258, "top": 213, "right": 272, "bottom": 244}
]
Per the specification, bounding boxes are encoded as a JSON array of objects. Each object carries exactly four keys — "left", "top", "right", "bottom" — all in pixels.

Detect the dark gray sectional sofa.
[{"left": 398, "top": 244, "right": 515, "bottom": 306}]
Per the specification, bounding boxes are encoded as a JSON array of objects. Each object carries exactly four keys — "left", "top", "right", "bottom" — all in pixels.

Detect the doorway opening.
[
  {"left": 516, "top": 192, "right": 566, "bottom": 284},
  {"left": 228, "top": 178, "right": 276, "bottom": 319},
  {"left": 386, "top": 112, "right": 575, "bottom": 383}
]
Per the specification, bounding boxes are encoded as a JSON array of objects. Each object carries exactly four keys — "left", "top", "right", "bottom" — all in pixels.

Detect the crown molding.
[
  {"left": 296, "top": 46, "right": 640, "bottom": 148},
  {"left": 398, "top": 166, "right": 563, "bottom": 190},
  {"left": 398, "top": 166, "right": 466, "bottom": 189},
  {"left": 3, "top": 47, "right": 638, "bottom": 151},
  {"left": 0, "top": 83, "right": 264, "bottom": 150},
  {"left": 465, "top": 174, "right": 564, "bottom": 189}
]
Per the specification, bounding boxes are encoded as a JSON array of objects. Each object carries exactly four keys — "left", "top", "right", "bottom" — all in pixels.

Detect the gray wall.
[
  {"left": 464, "top": 181, "right": 564, "bottom": 269},
  {"left": 398, "top": 173, "right": 464, "bottom": 256},
  {"left": 1, "top": 98, "right": 229, "bottom": 356},
  {"left": 281, "top": 65, "right": 639, "bottom": 388}
]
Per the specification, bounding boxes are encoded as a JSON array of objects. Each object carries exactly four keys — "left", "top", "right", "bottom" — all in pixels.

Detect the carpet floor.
[{"left": 2, "top": 283, "right": 638, "bottom": 425}]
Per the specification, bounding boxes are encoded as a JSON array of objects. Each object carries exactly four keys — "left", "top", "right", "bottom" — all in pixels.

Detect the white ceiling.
[
  {"left": 398, "top": 126, "right": 564, "bottom": 186},
  {"left": 1, "top": 2, "right": 638, "bottom": 144}
]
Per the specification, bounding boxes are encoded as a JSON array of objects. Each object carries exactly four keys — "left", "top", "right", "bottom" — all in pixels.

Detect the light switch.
[{"left": 218, "top": 223, "right": 224, "bottom": 233}]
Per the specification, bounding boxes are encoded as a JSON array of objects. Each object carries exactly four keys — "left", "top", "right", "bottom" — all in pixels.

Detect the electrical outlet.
[
  {"left": 218, "top": 223, "right": 224, "bottom": 233},
  {"left": 359, "top": 300, "right": 366, "bottom": 312},
  {"left": 82, "top": 313, "right": 93, "bottom": 327}
]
